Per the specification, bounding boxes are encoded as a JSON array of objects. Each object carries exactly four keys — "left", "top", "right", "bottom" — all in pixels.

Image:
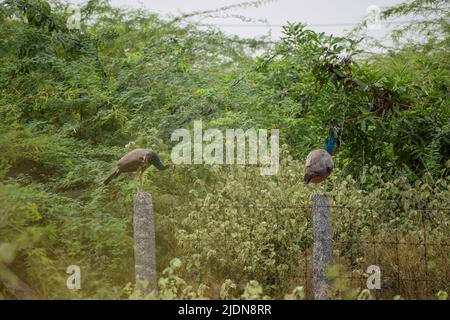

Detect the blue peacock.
[{"left": 304, "top": 128, "right": 336, "bottom": 184}]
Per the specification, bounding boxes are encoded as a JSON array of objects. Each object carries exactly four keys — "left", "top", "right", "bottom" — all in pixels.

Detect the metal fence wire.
[{"left": 164, "top": 199, "right": 450, "bottom": 300}]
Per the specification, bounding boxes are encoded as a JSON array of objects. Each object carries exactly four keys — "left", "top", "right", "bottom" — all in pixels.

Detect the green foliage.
[
  {"left": 238, "top": 22, "right": 449, "bottom": 179},
  {"left": 153, "top": 160, "right": 449, "bottom": 299}
]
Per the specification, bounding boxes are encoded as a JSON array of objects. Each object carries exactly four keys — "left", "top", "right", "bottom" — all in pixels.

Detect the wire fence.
[
  {"left": 162, "top": 200, "right": 450, "bottom": 299},
  {"left": 2, "top": 193, "right": 447, "bottom": 300}
]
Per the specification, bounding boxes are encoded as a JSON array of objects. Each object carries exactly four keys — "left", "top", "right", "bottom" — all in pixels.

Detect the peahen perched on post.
[
  {"left": 304, "top": 128, "right": 336, "bottom": 184},
  {"left": 104, "top": 148, "right": 174, "bottom": 190}
]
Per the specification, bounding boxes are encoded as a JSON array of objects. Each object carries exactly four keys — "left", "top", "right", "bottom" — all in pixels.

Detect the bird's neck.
[
  {"left": 147, "top": 151, "right": 169, "bottom": 171},
  {"left": 325, "top": 134, "right": 335, "bottom": 155},
  {"left": 153, "top": 160, "right": 168, "bottom": 171}
]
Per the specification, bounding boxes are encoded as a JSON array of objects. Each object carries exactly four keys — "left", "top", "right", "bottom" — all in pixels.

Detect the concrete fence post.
[
  {"left": 312, "top": 193, "right": 333, "bottom": 300},
  {"left": 0, "top": 262, "right": 36, "bottom": 299},
  {"left": 133, "top": 191, "right": 157, "bottom": 295}
]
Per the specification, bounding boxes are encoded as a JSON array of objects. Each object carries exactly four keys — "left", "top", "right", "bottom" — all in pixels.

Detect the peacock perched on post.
[
  {"left": 304, "top": 128, "right": 336, "bottom": 184},
  {"left": 104, "top": 148, "right": 174, "bottom": 190}
]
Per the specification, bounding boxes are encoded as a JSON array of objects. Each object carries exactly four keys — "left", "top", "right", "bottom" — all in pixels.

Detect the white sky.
[{"left": 71, "top": 0, "right": 407, "bottom": 40}]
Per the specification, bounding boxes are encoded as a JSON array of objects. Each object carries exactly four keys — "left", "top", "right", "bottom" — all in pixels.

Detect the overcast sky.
[{"left": 71, "top": 0, "right": 407, "bottom": 40}]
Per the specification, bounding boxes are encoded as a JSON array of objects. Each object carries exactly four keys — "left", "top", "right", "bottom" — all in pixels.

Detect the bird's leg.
[
  {"left": 320, "top": 182, "right": 326, "bottom": 196},
  {"left": 139, "top": 169, "right": 144, "bottom": 192},
  {"left": 314, "top": 183, "right": 322, "bottom": 197},
  {"left": 135, "top": 170, "right": 141, "bottom": 193},
  {"left": 316, "top": 182, "right": 322, "bottom": 196}
]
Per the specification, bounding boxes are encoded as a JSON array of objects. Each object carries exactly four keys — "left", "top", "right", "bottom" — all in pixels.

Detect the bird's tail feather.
[{"left": 104, "top": 170, "right": 119, "bottom": 185}]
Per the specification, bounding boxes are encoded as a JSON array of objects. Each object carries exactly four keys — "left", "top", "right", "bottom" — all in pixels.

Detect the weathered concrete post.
[
  {"left": 133, "top": 192, "right": 157, "bottom": 295},
  {"left": 0, "top": 262, "right": 36, "bottom": 299},
  {"left": 312, "top": 194, "right": 333, "bottom": 300}
]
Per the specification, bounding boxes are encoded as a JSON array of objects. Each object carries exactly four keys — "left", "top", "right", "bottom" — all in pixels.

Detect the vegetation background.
[{"left": 0, "top": 0, "right": 448, "bottom": 299}]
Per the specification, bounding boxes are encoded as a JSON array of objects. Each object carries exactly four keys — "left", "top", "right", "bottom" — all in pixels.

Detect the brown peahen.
[{"left": 104, "top": 148, "right": 174, "bottom": 190}]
